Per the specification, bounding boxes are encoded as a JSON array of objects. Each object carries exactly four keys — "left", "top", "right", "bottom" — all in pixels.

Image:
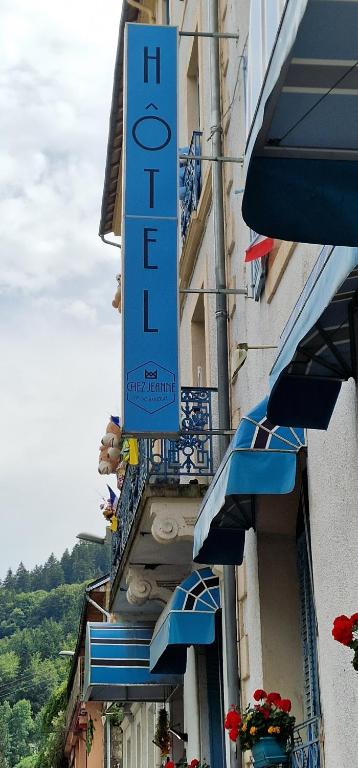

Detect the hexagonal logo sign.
[{"left": 126, "top": 361, "right": 176, "bottom": 414}]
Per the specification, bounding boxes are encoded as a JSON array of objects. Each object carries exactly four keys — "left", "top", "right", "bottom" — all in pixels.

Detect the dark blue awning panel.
[
  {"left": 84, "top": 623, "right": 181, "bottom": 702},
  {"left": 193, "top": 399, "right": 305, "bottom": 565},
  {"left": 150, "top": 568, "right": 220, "bottom": 674},
  {"left": 268, "top": 246, "right": 358, "bottom": 429},
  {"left": 242, "top": 0, "right": 358, "bottom": 245}
]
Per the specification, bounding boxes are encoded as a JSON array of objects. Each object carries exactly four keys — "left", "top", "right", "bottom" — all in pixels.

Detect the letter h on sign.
[{"left": 123, "top": 24, "right": 179, "bottom": 436}]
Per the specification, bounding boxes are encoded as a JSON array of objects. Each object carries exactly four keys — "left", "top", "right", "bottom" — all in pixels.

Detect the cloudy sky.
[{"left": 0, "top": 0, "right": 123, "bottom": 577}]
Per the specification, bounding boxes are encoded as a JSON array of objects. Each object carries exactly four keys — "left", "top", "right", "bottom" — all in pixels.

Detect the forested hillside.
[{"left": 0, "top": 541, "right": 110, "bottom": 767}]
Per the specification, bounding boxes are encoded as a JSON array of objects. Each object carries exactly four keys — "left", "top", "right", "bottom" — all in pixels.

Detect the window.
[
  {"left": 191, "top": 293, "right": 207, "bottom": 385},
  {"left": 249, "top": 232, "right": 268, "bottom": 301},
  {"left": 246, "top": 0, "right": 282, "bottom": 132},
  {"left": 136, "top": 722, "right": 141, "bottom": 768},
  {"left": 187, "top": 37, "right": 200, "bottom": 141}
]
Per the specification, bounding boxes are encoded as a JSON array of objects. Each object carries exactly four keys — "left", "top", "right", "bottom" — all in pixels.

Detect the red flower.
[
  {"left": 224, "top": 709, "right": 241, "bottom": 729},
  {"left": 266, "top": 692, "right": 281, "bottom": 705},
  {"left": 189, "top": 761, "right": 199, "bottom": 768},
  {"left": 332, "top": 615, "right": 354, "bottom": 646},
  {"left": 277, "top": 699, "right": 292, "bottom": 713},
  {"left": 350, "top": 613, "right": 358, "bottom": 627},
  {"left": 259, "top": 706, "right": 271, "bottom": 719},
  {"left": 253, "top": 689, "right": 267, "bottom": 701},
  {"left": 229, "top": 727, "right": 239, "bottom": 742},
  {"left": 166, "top": 762, "right": 175, "bottom": 768}
]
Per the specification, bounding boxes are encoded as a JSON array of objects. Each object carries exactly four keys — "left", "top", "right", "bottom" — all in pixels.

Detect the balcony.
[
  {"left": 290, "top": 717, "right": 323, "bottom": 768},
  {"left": 246, "top": 717, "right": 323, "bottom": 767},
  {"left": 180, "top": 130, "right": 202, "bottom": 240},
  {"left": 111, "top": 386, "right": 217, "bottom": 578}
]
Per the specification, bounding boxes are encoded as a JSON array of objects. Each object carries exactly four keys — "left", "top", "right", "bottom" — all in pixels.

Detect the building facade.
[{"left": 72, "top": 1, "right": 358, "bottom": 768}]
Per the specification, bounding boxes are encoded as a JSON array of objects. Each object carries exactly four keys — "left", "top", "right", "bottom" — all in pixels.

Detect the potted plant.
[
  {"left": 224, "top": 690, "right": 295, "bottom": 768},
  {"left": 154, "top": 708, "right": 171, "bottom": 757},
  {"left": 332, "top": 613, "right": 358, "bottom": 670}
]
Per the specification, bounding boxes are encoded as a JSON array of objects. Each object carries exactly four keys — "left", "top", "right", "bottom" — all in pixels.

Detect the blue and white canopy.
[
  {"left": 268, "top": 246, "right": 358, "bottom": 429},
  {"left": 193, "top": 399, "right": 305, "bottom": 565},
  {"left": 150, "top": 568, "right": 220, "bottom": 674},
  {"left": 243, "top": 0, "right": 358, "bottom": 246},
  {"left": 84, "top": 623, "right": 181, "bottom": 702}
]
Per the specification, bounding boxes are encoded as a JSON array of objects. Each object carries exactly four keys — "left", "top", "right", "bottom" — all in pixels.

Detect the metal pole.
[
  {"left": 179, "top": 287, "right": 247, "bottom": 295},
  {"left": 208, "top": 1, "right": 241, "bottom": 767},
  {"left": 179, "top": 31, "right": 241, "bottom": 39},
  {"left": 179, "top": 153, "right": 244, "bottom": 163}
]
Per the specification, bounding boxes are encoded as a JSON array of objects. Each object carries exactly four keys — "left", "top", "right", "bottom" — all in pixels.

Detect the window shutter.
[{"left": 297, "top": 532, "right": 320, "bottom": 720}]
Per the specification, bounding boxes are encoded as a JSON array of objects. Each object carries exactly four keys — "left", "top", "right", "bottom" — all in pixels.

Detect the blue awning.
[
  {"left": 83, "top": 623, "right": 181, "bottom": 702},
  {"left": 150, "top": 568, "right": 220, "bottom": 674},
  {"left": 193, "top": 399, "right": 305, "bottom": 565},
  {"left": 268, "top": 246, "right": 358, "bottom": 429},
  {"left": 242, "top": 0, "right": 358, "bottom": 245}
]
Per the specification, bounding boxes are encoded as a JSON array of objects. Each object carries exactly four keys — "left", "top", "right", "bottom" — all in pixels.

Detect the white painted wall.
[
  {"left": 307, "top": 380, "right": 358, "bottom": 768},
  {"left": 184, "top": 647, "right": 201, "bottom": 761},
  {"left": 156, "top": 1, "right": 358, "bottom": 766}
]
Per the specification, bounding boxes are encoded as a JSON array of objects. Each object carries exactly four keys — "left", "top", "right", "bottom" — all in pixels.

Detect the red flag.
[{"left": 245, "top": 236, "right": 274, "bottom": 262}]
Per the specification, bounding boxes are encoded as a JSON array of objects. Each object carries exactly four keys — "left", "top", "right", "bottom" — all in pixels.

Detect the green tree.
[
  {"left": 0, "top": 651, "right": 20, "bottom": 687},
  {"left": 0, "top": 701, "right": 11, "bottom": 767},
  {"left": 41, "top": 555, "right": 64, "bottom": 592},
  {"left": 8, "top": 700, "right": 34, "bottom": 766},
  {"left": 14, "top": 564, "right": 30, "bottom": 593},
  {"left": 13, "top": 757, "right": 38, "bottom": 768},
  {"left": 3, "top": 570, "right": 15, "bottom": 590}
]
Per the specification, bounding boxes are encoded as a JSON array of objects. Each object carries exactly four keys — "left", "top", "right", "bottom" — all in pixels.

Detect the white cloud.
[{"left": 0, "top": 0, "right": 123, "bottom": 576}]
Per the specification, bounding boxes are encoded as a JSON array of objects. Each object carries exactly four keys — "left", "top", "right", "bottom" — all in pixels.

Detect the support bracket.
[
  {"left": 179, "top": 31, "right": 241, "bottom": 40},
  {"left": 179, "top": 153, "right": 244, "bottom": 163},
  {"left": 180, "top": 287, "right": 247, "bottom": 295}
]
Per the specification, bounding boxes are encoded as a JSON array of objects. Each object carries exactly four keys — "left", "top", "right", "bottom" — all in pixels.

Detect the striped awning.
[
  {"left": 193, "top": 399, "right": 305, "bottom": 565},
  {"left": 242, "top": 0, "right": 358, "bottom": 246},
  {"left": 150, "top": 568, "right": 220, "bottom": 674},
  {"left": 268, "top": 246, "right": 358, "bottom": 429},
  {"left": 83, "top": 623, "right": 181, "bottom": 702}
]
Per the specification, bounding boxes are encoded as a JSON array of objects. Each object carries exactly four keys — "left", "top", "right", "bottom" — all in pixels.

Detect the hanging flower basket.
[
  {"left": 332, "top": 613, "right": 358, "bottom": 670},
  {"left": 154, "top": 708, "right": 171, "bottom": 757},
  {"left": 224, "top": 690, "right": 295, "bottom": 765},
  {"left": 251, "top": 736, "right": 288, "bottom": 767}
]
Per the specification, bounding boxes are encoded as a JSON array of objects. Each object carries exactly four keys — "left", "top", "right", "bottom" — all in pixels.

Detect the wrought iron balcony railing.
[
  {"left": 111, "top": 386, "right": 216, "bottom": 579},
  {"left": 290, "top": 716, "right": 322, "bottom": 768},
  {"left": 247, "top": 717, "right": 323, "bottom": 768},
  {"left": 180, "top": 130, "right": 202, "bottom": 240}
]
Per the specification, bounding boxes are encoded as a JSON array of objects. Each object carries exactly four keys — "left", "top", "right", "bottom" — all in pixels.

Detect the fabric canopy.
[
  {"left": 150, "top": 568, "right": 220, "bottom": 674},
  {"left": 83, "top": 623, "right": 181, "bottom": 702},
  {"left": 242, "top": 0, "right": 358, "bottom": 246},
  {"left": 268, "top": 246, "right": 358, "bottom": 429},
  {"left": 193, "top": 398, "right": 305, "bottom": 565}
]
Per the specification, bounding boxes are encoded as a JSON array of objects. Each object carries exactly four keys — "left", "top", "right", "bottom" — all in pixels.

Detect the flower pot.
[{"left": 252, "top": 737, "right": 288, "bottom": 767}]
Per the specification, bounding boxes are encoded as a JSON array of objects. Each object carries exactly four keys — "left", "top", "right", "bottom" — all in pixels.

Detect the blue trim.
[
  {"left": 268, "top": 246, "right": 358, "bottom": 428},
  {"left": 193, "top": 398, "right": 305, "bottom": 564},
  {"left": 150, "top": 568, "right": 220, "bottom": 674}
]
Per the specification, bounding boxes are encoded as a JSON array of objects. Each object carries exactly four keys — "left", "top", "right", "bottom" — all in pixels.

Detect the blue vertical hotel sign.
[{"left": 123, "top": 24, "right": 179, "bottom": 436}]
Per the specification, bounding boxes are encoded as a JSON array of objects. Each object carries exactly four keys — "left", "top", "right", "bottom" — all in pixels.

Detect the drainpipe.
[{"left": 208, "top": 1, "right": 241, "bottom": 767}]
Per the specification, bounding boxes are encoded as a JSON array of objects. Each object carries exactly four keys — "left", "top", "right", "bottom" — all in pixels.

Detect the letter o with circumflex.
[{"left": 132, "top": 115, "right": 172, "bottom": 151}]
